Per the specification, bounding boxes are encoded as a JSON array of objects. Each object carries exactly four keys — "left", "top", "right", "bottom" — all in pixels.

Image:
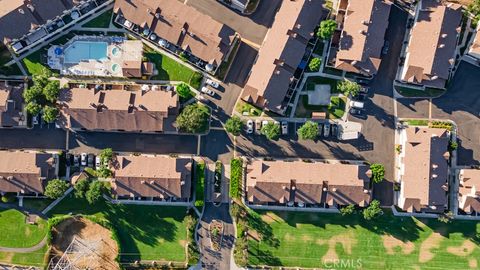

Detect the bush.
[
  {"left": 261, "top": 122, "right": 280, "bottom": 140},
  {"left": 340, "top": 204, "right": 355, "bottom": 216},
  {"left": 370, "top": 163, "right": 385, "bottom": 183},
  {"left": 176, "top": 82, "right": 193, "bottom": 100},
  {"left": 1, "top": 194, "right": 15, "bottom": 203},
  {"left": 97, "top": 166, "right": 113, "bottom": 178},
  {"left": 44, "top": 179, "right": 70, "bottom": 199},
  {"left": 363, "top": 200, "right": 383, "bottom": 220},
  {"left": 449, "top": 141, "right": 458, "bottom": 151},
  {"left": 225, "top": 116, "right": 243, "bottom": 136},
  {"left": 176, "top": 103, "right": 210, "bottom": 133},
  {"left": 297, "top": 121, "right": 318, "bottom": 140},
  {"left": 338, "top": 80, "right": 361, "bottom": 97},
  {"left": 189, "top": 72, "right": 203, "bottom": 90},
  {"left": 317, "top": 19, "right": 337, "bottom": 40},
  {"left": 308, "top": 57, "right": 321, "bottom": 72},
  {"left": 74, "top": 178, "right": 90, "bottom": 198},
  {"left": 230, "top": 158, "right": 243, "bottom": 199},
  {"left": 86, "top": 181, "right": 106, "bottom": 205},
  {"left": 99, "top": 148, "right": 114, "bottom": 164}
]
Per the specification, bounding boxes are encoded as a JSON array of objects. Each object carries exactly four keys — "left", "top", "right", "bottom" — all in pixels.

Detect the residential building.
[
  {"left": 0, "top": 81, "right": 26, "bottom": 128},
  {"left": 397, "top": 127, "right": 450, "bottom": 213},
  {"left": 110, "top": 155, "right": 192, "bottom": 201},
  {"left": 467, "top": 26, "right": 480, "bottom": 60},
  {"left": 0, "top": 151, "right": 57, "bottom": 196},
  {"left": 458, "top": 168, "right": 480, "bottom": 214},
  {"left": 58, "top": 86, "right": 179, "bottom": 133},
  {"left": 0, "top": 0, "right": 112, "bottom": 53},
  {"left": 400, "top": 0, "right": 462, "bottom": 89},
  {"left": 240, "top": 0, "right": 322, "bottom": 115},
  {"left": 113, "top": 0, "right": 237, "bottom": 73},
  {"left": 331, "top": 0, "right": 391, "bottom": 76},
  {"left": 245, "top": 160, "right": 372, "bottom": 208}
]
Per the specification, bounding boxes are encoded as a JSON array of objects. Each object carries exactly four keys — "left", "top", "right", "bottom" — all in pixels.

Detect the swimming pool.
[{"left": 64, "top": 41, "right": 108, "bottom": 63}]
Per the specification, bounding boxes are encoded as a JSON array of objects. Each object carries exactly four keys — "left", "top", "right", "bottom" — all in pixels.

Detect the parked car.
[
  {"left": 32, "top": 114, "right": 39, "bottom": 125},
  {"left": 323, "top": 122, "right": 331, "bottom": 137},
  {"left": 349, "top": 107, "right": 367, "bottom": 119},
  {"left": 246, "top": 120, "right": 254, "bottom": 134},
  {"left": 255, "top": 119, "right": 262, "bottom": 135},
  {"left": 73, "top": 155, "right": 80, "bottom": 167},
  {"left": 317, "top": 123, "right": 323, "bottom": 136},
  {"left": 353, "top": 93, "right": 367, "bottom": 102},
  {"left": 149, "top": 33, "right": 157, "bottom": 41},
  {"left": 80, "top": 153, "right": 87, "bottom": 166},
  {"left": 87, "top": 154, "right": 94, "bottom": 168},
  {"left": 95, "top": 156, "right": 102, "bottom": 170},
  {"left": 205, "top": 78, "right": 219, "bottom": 88},
  {"left": 281, "top": 121, "right": 288, "bottom": 135},
  {"left": 356, "top": 78, "right": 370, "bottom": 85},
  {"left": 382, "top": 40, "right": 390, "bottom": 55},
  {"left": 331, "top": 124, "right": 338, "bottom": 137},
  {"left": 359, "top": 87, "right": 369, "bottom": 94},
  {"left": 350, "top": 100, "right": 365, "bottom": 109},
  {"left": 201, "top": 87, "right": 215, "bottom": 97},
  {"left": 66, "top": 153, "right": 71, "bottom": 167}
]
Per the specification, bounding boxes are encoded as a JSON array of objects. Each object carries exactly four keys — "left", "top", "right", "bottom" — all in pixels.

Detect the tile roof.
[
  {"left": 400, "top": 127, "right": 450, "bottom": 212},
  {"left": 458, "top": 169, "right": 480, "bottom": 213},
  {"left": 0, "top": 151, "right": 56, "bottom": 194},
  {"left": 468, "top": 28, "right": 480, "bottom": 59},
  {"left": 0, "top": 82, "right": 24, "bottom": 127},
  {"left": 401, "top": 0, "right": 462, "bottom": 88},
  {"left": 58, "top": 87, "right": 179, "bottom": 132},
  {"left": 0, "top": 0, "right": 76, "bottom": 44},
  {"left": 114, "top": 0, "right": 235, "bottom": 66},
  {"left": 246, "top": 160, "right": 371, "bottom": 207},
  {"left": 334, "top": 0, "right": 391, "bottom": 75},
  {"left": 241, "top": 0, "right": 322, "bottom": 114},
  {"left": 111, "top": 155, "right": 192, "bottom": 199}
]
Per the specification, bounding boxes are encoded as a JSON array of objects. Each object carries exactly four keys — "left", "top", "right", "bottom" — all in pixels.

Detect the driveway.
[
  {"left": 431, "top": 61, "right": 480, "bottom": 165},
  {"left": 197, "top": 203, "right": 235, "bottom": 270},
  {"left": 186, "top": 0, "right": 281, "bottom": 45}
]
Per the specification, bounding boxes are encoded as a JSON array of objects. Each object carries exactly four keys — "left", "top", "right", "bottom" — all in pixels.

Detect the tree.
[
  {"left": 86, "top": 181, "right": 105, "bottom": 205},
  {"left": 23, "top": 85, "right": 44, "bottom": 103},
  {"left": 176, "top": 103, "right": 210, "bottom": 133},
  {"left": 370, "top": 163, "right": 385, "bottom": 183},
  {"left": 25, "top": 102, "right": 42, "bottom": 116},
  {"left": 225, "top": 116, "right": 243, "bottom": 136},
  {"left": 467, "top": 0, "right": 480, "bottom": 26},
  {"left": 261, "top": 122, "right": 280, "bottom": 140},
  {"left": 43, "top": 80, "right": 60, "bottom": 103},
  {"left": 338, "top": 80, "right": 361, "bottom": 97},
  {"left": 74, "top": 178, "right": 90, "bottom": 199},
  {"left": 297, "top": 121, "right": 319, "bottom": 140},
  {"left": 340, "top": 204, "right": 355, "bottom": 216},
  {"left": 44, "top": 179, "right": 69, "bottom": 199},
  {"left": 42, "top": 105, "right": 58, "bottom": 123},
  {"left": 99, "top": 148, "right": 114, "bottom": 164},
  {"left": 175, "top": 83, "right": 192, "bottom": 100},
  {"left": 308, "top": 57, "right": 321, "bottom": 72},
  {"left": 317, "top": 19, "right": 337, "bottom": 40},
  {"left": 97, "top": 166, "right": 112, "bottom": 178},
  {"left": 363, "top": 200, "right": 383, "bottom": 220}
]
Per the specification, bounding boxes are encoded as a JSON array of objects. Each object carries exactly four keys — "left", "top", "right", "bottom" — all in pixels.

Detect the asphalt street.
[{"left": 0, "top": 127, "right": 66, "bottom": 151}]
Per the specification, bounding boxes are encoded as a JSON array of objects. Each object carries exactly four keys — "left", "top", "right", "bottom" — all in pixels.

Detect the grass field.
[
  {"left": 83, "top": 9, "right": 113, "bottom": 28},
  {"left": 245, "top": 210, "right": 480, "bottom": 269},
  {"left": 395, "top": 85, "right": 445, "bottom": 98},
  {"left": 0, "top": 209, "right": 48, "bottom": 248},
  {"left": 22, "top": 198, "right": 53, "bottom": 212},
  {"left": 0, "top": 245, "right": 48, "bottom": 267},
  {"left": 144, "top": 47, "right": 196, "bottom": 84},
  {"left": 49, "top": 196, "right": 189, "bottom": 263}
]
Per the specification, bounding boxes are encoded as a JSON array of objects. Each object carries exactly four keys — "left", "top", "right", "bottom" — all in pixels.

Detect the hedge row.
[{"left": 230, "top": 158, "right": 243, "bottom": 199}]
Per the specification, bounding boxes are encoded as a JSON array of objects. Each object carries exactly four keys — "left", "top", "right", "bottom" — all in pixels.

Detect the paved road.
[
  {"left": 68, "top": 131, "right": 198, "bottom": 155},
  {"left": 0, "top": 127, "right": 66, "bottom": 150},
  {"left": 186, "top": 0, "right": 281, "bottom": 45},
  {"left": 197, "top": 203, "right": 235, "bottom": 270},
  {"left": 200, "top": 130, "right": 234, "bottom": 163}
]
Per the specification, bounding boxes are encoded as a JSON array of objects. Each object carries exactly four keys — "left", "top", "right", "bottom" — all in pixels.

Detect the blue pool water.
[{"left": 64, "top": 41, "right": 108, "bottom": 63}]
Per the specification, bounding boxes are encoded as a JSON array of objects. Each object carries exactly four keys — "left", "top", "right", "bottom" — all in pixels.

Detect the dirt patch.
[
  {"left": 469, "top": 259, "right": 478, "bottom": 268},
  {"left": 322, "top": 232, "right": 357, "bottom": 262},
  {"left": 261, "top": 212, "right": 284, "bottom": 224},
  {"left": 301, "top": 235, "right": 313, "bottom": 242},
  {"left": 446, "top": 240, "right": 476, "bottom": 256},
  {"left": 382, "top": 235, "right": 415, "bottom": 255},
  {"left": 419, "top": 232, "right": 444, "bottom": 263},
  {"left": 49, "top": 217, "right": 119, "bottom": 270}
]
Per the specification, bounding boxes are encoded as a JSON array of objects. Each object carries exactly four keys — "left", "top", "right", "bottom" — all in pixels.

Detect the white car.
[
  {"left": 201, "top": 87, "right": 215, "bottom": 97},
  {"left": 262, "top": 120, "right": 269, "bottom": 128},
  {"left": 205, "top": 78, "right": 219, "bottom": 88},
  {"left": 80, "top": 153, "right": 87, "bottom": 166},
  {"left": 349, "top": 100, "right": 365, "bottom": 109},
  {"left": 95, "top": 156, "right": 102, "bottom": 170},
  {"left": 246, "top": 120, "right": 254, "bottom": 134},
  {"left": 281, "top": 121, "right": 288, "bottom": 135}
]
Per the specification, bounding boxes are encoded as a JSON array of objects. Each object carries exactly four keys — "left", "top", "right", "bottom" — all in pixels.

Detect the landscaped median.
[
  {"left": 233, "top": 209, "right": 480, "bottom": 269},
  {"left": 394, "top": 84, "right": 445, "bottom": 98}
]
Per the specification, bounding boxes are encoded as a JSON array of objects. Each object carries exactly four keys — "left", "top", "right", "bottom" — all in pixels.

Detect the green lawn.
[
  {"left": 0, "top": 245, "right": 48, "bottom": 267},
  {"left": 395, "top": 85, "right": 445, "bottom": 97},
  {"left": 406, "top": 119, "right": 429, "bottom": 126},
  {"left": 300, "top": 95, "right": 346, "bottom": 119},
  {"left": 305, "top": 76, "right": 340, "bottom": 93},
  {"left": 236, "top": 100, "right": 262, "bottom": 116},
  {"left": 144, "top": 47, "right": 196, "bottom": 84},
  {"left": 195, "top": 162, "right": 205, "bottom": 210},
  {"left": 48, "top": 196, "right": 188, "bottom": 263},
  {"left": 22, "top": 199, "right": 53, "bottom": 212},
  {"left": 0, "top": 209, "right": 48, "bottom": 248},
  {"left": 83, "top": 9, "right": 113, "bottom": 28},
  {"left": 22, "top": 49, "right": 50, "bottom": 76},
  {"left": 245, "top": 210, "right": 480, "bottom": 269}
]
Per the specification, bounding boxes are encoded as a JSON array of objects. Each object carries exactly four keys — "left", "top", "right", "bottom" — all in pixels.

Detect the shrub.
[
  {"left": 189, "top": 72, "right": 203, "bottom": 90},
  {"left": 176, "top": 83, "right": 193, "bottom": 100},
  {"left": 340, "top": 204, "right": 355, "bottom": 216},
  {"left": 297, "top": 121, "right": 318, "bottom": 140},
  {"left": 99, "top": 148, "right": 114, "bottom": 164},
  {"left": 176, "top": 103, "right": 210, "bottom": 133},
  {"left": 86, "top": 181, "right": 106, "bottom": 205},
  {"left": 370, "top": 163, "right": 385, "bottom": 184},
  {"left": 449, "top": 141, "right": 458, "bottom": 151},
  {"left": 1, "top": 194, "right": 15, "bottom": 203},
  {"left": 261, "top": 122, "right": 280, "bottom": 140},
  {"left": 225, "top": 116, "right": 243, "bottom": 136},
  {"left": 44, "top": 179, "right": 70, "bottom": 199},
  {"left": 74, "top": 178, "right": 90, "bottom": 199},
  {"left": 317, "top": 19, "right": 337, "bottom": 40},
  {"left": 230, "top": 158, "right": 243, "bottom": 199},
  {"left": 363, "top": 200, "right": 383, "bottom": 220},
  {"left": 338, "top": 80, "right": 361, "bottom": 97},
  {"left": 308, "top": 57, "right": 321, "bottom": 72}
]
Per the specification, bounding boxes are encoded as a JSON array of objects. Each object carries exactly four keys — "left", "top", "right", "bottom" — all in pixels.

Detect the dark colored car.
[{"left": 349, "top": 108, "right": 367, "bottom": 120}]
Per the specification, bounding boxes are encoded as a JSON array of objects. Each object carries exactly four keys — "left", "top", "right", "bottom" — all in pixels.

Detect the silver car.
[{"left": 323, "top": 122, "right": 331, "bottom": 137}]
